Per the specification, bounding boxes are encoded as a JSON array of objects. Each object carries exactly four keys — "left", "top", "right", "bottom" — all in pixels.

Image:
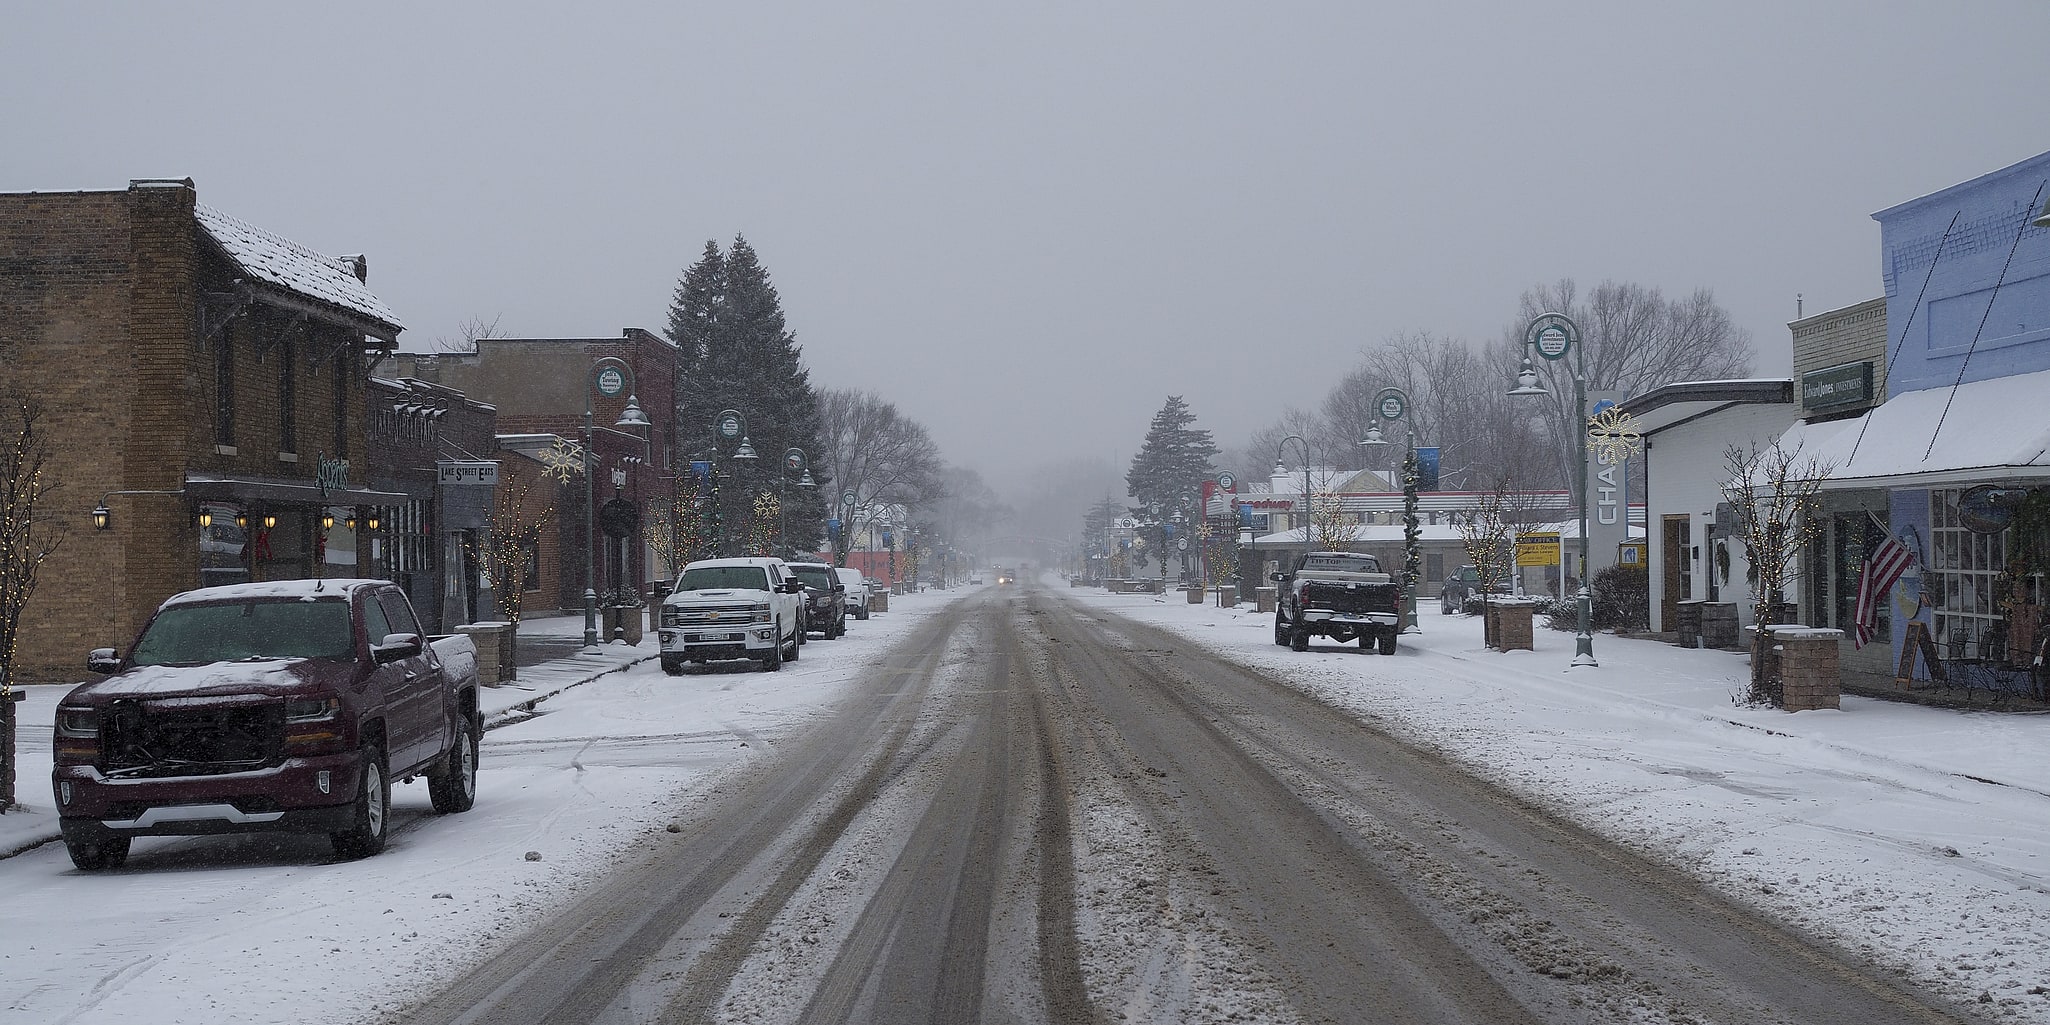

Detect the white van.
[{"left": 834, "top": 567, "right": 871, "bottom": 620}]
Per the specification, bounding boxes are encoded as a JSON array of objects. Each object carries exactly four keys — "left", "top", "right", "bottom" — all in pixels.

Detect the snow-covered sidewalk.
[{"left": 1066, "top": 582, "right": 2050, "bottom": 1019}]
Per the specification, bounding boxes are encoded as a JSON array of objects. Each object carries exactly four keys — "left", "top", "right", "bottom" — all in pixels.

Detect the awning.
[
  {"left": 1774, "top": 368, "right": 2050, "bottom": 490},
  {"left": 184, "top": 473, "right": 411, "bottom": 507}
]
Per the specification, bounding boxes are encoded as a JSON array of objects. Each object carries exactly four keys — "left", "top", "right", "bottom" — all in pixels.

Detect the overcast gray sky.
[{"left": 9, "top": 2, "right": 2049, "bottom": 505}]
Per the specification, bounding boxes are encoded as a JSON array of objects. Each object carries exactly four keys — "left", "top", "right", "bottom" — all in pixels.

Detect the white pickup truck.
[{"left": 658, "top": 557, "right": 806, "bottom": 673}]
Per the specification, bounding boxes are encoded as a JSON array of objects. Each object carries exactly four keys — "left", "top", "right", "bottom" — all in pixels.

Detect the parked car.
[
  {"left": 659, "top": 557, "right": 805, "bottom": 674},
  {"left": 785, "top": 561, "right": 847, "bottom": 639},
  {"left": 1440, "top": 564, "right": 1511, "bottom": 614},
  {"left": 1272, "top": 551, "right": 1405, "bottom": 654},
  {"left": 835, "top": 567, "right": 872, "bottom": 620},
  {"left": 52, "top": 579, "right": 482, "bottom": 870}
]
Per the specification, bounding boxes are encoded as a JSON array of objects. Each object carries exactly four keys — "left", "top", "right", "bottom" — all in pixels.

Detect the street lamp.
[
  {"left": 583, "top": 357, "right": 650, "bottom": 651},
  {"left": 706, "top": 409, "right": 757, "bottom": 557},
  {"left": 1274, "top": 434, "right": 1314, "bottom": 570},
  {"left": 777, "top": 448, "right": 815, "bottom": 555},
  {"left": 1511, "top": 312, "right": 1597, "bottom": 668},
  {"left": 1359, "top": 387, "right": 1419, "bottom": 631}
]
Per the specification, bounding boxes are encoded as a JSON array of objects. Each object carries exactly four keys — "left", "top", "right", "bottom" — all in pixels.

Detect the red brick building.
[
  {"left": 0, "top": 179, "right": 406, "bottom": 681},
  {"left": 381, "top": 330, "right": 681, "bottom": 610}
]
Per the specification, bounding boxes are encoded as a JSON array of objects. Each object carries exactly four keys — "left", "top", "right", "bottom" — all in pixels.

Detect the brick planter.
[
  {"left": 1255, "top": 586, "right": 1277, "bottom": 614},
  {"left": 1216, "top": 584, "right": 1238, "bottom": 607},
  {"left": 1771, "top": 626, "right": 1843, "bottom": 711},
  {"left": 1186, "top": 585, "right": 1205, "bottom": 604},
  {"left": 1491, "top": 600, "right": 1537, "bottom": 652},
  {"left": 456, "top": 621, "right": 516, "bottom": 684}
]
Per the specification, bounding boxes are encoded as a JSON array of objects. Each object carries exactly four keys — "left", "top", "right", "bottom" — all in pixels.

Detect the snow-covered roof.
[
  {"left": 195, "top": 204, "right": 403, "bottom": 337},
  {"left": 1775, "top": 368, "right": 2050, "bottom": 489}
]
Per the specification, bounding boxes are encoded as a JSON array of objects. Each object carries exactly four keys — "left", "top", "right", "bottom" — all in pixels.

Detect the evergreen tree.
[
  {"left": 1124, "top": 396, "right": 1219, "bottom": 521},
  {"left": 665, "top": 236, "right": 829, "bottom": 556}
]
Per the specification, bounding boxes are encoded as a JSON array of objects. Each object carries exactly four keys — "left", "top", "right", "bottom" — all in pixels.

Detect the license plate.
[{"left": 691, "top": 632, "right": 742, "bottom": 643}]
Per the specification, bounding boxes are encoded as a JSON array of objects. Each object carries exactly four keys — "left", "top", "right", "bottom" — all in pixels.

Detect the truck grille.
[
  {"left": 102, "top": 699, "right": 285, "bottom": 776},
  {"left": 1304, "top": 582, "right": 1399, "bottom": 615},
  {"left": 664, "top": 608, "right": 752, "bottom": 628}
]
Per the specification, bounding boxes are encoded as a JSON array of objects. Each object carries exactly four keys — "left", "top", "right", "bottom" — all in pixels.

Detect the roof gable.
[{"left": 195, "top": 204, "right": 403, "bottom": 337}]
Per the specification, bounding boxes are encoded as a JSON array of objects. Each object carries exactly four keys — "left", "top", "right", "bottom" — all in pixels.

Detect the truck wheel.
[
  {"left": 1289, "top": 619, "right": 1310, "bottom": 652},
  {"left": 1378, "top": 631, "right": 1398, "bottom": 655},
  {"left": 61, "top": 824, "right": 129, "bottom": 871},
  {"left": 428, "top": 715, "right": 479, "bottom": 814},
  {"left": 856, "top": 606, "right": 869, "bottom": 621},
  {"left": 786, "top": 621, "right": 801, "bottom": 661},
  {"left": 660, "top": 656, "right": 684, "bottom": 676},
  {"left": 1274, "top": 613, "right": 1291, "bottom": 646},
  {"left": 331, "top": 743, "right": 390, "bottom": 859},
  {"left": 761, "top": 627, "right": 785, "bottom": 672}
]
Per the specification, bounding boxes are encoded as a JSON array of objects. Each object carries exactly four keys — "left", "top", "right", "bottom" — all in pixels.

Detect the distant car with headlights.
[
  {"left": 659, "top": 557, "right": 805, "bottom": 674},
  {"left": 785, "top": 562, "right": 847, "bottom": 639},
  {"left": 51, "top": 579, "right": 481, "bottom": 870},
  {"left": 994, "top": 567, "right": 1016, "bottom": 584}
]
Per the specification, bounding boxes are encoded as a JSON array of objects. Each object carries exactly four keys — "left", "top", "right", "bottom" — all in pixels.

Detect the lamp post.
[
  {"left": 582, "top": 357, "right": 651, "bottom": 651},
  {"left": 1359, "top": 387, "right": 1420, "bottom": 631},
  {"left": 778, "top": 448, "right": 815, "bottom": 555},
  {"left": 1511, "top": 313, "right": 1597, "bottom": 668},
  {"left": 1274, "top": 435, "right": 1314, "bottom": 571},
  {"left": 708, "top": 409, "right": 758, "bottom": 557}
]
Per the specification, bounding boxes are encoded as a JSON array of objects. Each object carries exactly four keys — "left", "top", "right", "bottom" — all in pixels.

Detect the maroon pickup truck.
[{"left": 51, "top": 578, "right": 481, "bottom": 870}]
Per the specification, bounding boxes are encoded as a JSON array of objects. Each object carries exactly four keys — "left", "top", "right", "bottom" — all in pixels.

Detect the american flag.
[{"left": 1852, "top": 533, "right": 1913, "bottom": 649}]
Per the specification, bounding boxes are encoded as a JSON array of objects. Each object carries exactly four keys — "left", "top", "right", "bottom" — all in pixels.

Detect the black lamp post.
[
  {"left": 1511, "top": 313, "right": 1598, "bottom": 668},
  {"left": 582, "top": 357, "right": 650, "bottom": 651},
  {"left": 1359, "top": 387, "right": 1420, "bottom": 632},
  {"left": 1274, "top": 435, "right": 1313, "bottom": 570}
]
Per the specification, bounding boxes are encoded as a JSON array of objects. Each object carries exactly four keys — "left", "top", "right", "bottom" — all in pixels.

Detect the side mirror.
[
  {"left": 372, "top": 632, "right": 424, "bottom": 664},
  {"left": 832, "top": 584, "right": 845, "bottom": 593},
  {"left": 87, "top": 648, "right": 120, "bottom": 674},
  {"left": 1270, "top": 572, "right": 1288, "bottom": 583}
]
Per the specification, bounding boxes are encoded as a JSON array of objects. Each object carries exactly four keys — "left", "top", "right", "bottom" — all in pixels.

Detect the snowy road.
[
  {"left": 1, "top": 578, "right": 2031, "bottom": 1023},
  {"left": 389, "top": 583, "right": 1976, "bottom": 1025}
]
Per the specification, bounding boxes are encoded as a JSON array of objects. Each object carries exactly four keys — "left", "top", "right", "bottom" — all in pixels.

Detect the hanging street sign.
[
  {"left": 1526, "top": 313, "right": 1578, "bottom": 361},
  {"left": 593, "top": 363, "right": 628, "bottom": 397},
  {"left": 716, "top": 409, "right": 744, "bottom": 439},
  {"left": 1217, "top": 471, "right": 1236, "bottom": 491},
  {"left": 1375, "top": 388, "right": 1408, "bottom": 423},
  {"left": 785, "top": 448, "right": 806, "bottom": 473}
]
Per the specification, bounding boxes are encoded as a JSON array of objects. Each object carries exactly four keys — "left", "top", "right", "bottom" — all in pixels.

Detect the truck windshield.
[
  {"left": 788, "top": 566, "right": 836, "bottom": 590},
  {"left": 129, "top": 599, "right": 356, "bottom": 666},
  {"left": 675, "top": 567, "right": 771, "bottom": 592}
]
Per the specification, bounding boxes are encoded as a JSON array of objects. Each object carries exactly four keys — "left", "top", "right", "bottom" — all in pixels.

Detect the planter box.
[
  {"left": 1770, "top": 626, "right": 1843, "bottom": 711},
  {"left": 1255, "top": 586, "right": 1277, "bottom": 614},
  {"left": 1216, "top": 584, "right": 1239, "bottom": 607},
  {"left": 1675, "top": 599, "right": 1704, "bottom": 648},
  {"left": 1186, "top": 585, "right": 1205, "bottom": 604},
  {"left": 1701, "top": 603, "right": 1741, "bottom": 649}
]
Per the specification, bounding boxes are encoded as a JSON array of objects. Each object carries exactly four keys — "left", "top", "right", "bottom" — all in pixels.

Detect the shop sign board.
[
  {"left": 1801, "top": 361, "right": 1874, "bottom": 411},
  {"left": 437, "top": 460, "right": 499, "bottom": 486},
  {"left": 1516, "top": 531, "right": 1561, "bottom": 567}
]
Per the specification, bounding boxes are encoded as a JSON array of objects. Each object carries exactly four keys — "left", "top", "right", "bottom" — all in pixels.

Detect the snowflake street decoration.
[
  {"left": 1586, "top": 407, "right": 1643, "bottom": 464},
  {"left": 540, "top": 437, "right": 586, "bottom": 483}
]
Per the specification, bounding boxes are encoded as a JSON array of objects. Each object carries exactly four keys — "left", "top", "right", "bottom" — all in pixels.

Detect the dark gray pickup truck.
[
  {"left": 1272, "top": 551, "right": 1406, "bottom": 654},
  {"left": 52, "top": 578, "right": 481, "bottom": 870}
]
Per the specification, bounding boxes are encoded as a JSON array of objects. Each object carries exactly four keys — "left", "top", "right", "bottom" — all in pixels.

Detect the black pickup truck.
[{"left": 1272, "top": 551, "right": 1405, "bottom": 654}]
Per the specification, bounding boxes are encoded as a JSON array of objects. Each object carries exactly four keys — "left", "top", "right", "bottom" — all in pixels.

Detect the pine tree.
[
  {"left": 1124, "top": 396, "right": 1219, "bottom": 520},
  {"left": 665, "top": 237, "right": 829, "bottom": 556}
]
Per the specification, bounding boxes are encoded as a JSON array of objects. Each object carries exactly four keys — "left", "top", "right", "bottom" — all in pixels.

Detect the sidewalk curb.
[{"left": 482, "top": 653, "right": 658, "bottom": 731}]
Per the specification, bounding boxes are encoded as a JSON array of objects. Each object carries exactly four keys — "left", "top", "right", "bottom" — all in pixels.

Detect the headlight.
[
  {"left": 750, "top": 603, "right": 773, "bottom": 624},
  {"left": 284, "top": 696, "right": 340, "bottom": 723},
  {"left": 56, "top": 706, "right": 98, "bottom": 738}
]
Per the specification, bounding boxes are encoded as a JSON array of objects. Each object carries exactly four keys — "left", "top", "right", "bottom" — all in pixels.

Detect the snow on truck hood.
[
  {"left": 66, "top": 658, "right": 343, "bottom": 702},
  {"left": 665, "top": 588, "right": 770, "bottom": 603}
]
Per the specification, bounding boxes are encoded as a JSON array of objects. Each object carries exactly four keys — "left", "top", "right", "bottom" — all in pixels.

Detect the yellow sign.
[
  {"left": 1516, "top": 531, "right": 1561, "bottom": 567},
  {"left": 1618, "top": 541, "right": 1647, "bottom": 566}
]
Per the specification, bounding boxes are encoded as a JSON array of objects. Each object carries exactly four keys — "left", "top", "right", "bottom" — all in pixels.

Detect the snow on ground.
[
  {"left": 1066, "top": 580, "right": 2050, "bottom": 1020},
  {"left": 0, "top": 593, "right": 962, "bottom": 1025},
  {"left": 9, "top": 579, "right": 2050, "bottom": 1022}
]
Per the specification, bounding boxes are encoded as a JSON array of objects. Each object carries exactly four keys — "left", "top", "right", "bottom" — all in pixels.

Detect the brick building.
[
  {"left": 380, "top": 330, "right": 681, "bottom": 610},
  {"left": 0, "top": 179, "right": 405, "bottom": 682},
  {"left": 365, "top": 376, "right": 499, "bottom": 631}
]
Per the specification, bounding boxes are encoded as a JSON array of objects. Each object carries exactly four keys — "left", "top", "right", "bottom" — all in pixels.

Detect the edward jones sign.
[{"left": 1801, "top": 361, "right": 1873, "bottom": 411}]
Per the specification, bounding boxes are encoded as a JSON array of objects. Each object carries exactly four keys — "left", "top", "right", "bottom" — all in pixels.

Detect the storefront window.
[
  {"left": 198, "top": 501, "right": 249, "bottom": 588},
  {"left": 1929, "top": 488, "right": 2010, "bottom": 659}
]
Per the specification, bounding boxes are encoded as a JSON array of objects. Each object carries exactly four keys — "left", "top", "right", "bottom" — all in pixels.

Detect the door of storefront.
[{"left": 1661, "top": 515, "right": 1690, "bottom": 629}]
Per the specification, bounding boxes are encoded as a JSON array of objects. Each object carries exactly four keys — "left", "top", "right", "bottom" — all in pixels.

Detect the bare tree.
[
  {"left": 816, "top": 389, "right": 946, "bottom": 564},
  {"left": 1504, "top": 279, "right": 1753, "bottom": 489},
  {"left": 1456, "top": 475, "right": 1521, "bottom": 630},
  {"left": 1719, "top": 439, "right": 1831, "bottom": 706},
  {"left": 433, "top": 314, "right": 507, "bottom": 354},
  {"left": 0, "top": 395, "right": 58, "bottom": 809},
  {"left": 468, "top": 468, "right": 553, "bottom": 626},
  {"left": 1308, "top": 490, "right": 1356, "bottom": 552}
]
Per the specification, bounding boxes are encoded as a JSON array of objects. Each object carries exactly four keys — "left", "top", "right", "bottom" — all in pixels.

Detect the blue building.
[{"left": 1786, "top": 149, "right": 2050, "bottom": 689}]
